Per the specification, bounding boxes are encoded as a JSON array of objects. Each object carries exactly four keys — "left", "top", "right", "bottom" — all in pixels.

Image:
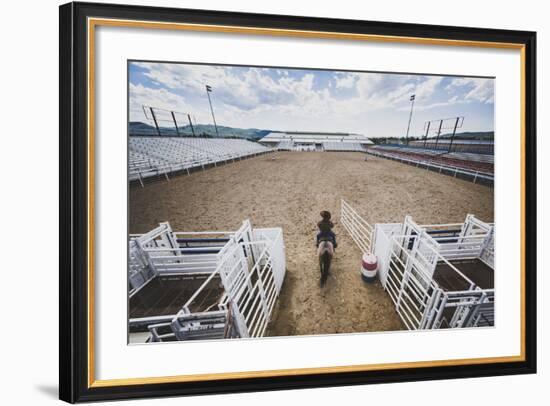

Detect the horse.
[{"left": 318, "top": 239, "right": 334, "bottom": 287}]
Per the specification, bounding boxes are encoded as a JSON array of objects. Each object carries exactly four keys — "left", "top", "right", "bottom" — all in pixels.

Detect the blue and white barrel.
[{"left": 361, "top": 253, "right": 378, "bottom": 282}]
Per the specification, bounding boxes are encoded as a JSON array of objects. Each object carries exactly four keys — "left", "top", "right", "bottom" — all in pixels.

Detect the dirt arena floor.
[{"left": 129, "top": 152, "right": 494, "bottom": 336}]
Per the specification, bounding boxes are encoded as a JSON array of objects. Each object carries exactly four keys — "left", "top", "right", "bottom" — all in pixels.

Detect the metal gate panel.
[
  {"left": 217, "top": 236, "right": 280, "bottom": 338},
  {"left": 341, "top": 199, "right": 373, "bottom": 253},
  {"left": 385, "top": 238, "right": 439, "bottom": 330}
]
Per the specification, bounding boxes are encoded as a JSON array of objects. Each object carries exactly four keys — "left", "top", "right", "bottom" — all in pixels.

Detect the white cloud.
[
  {"left": 129, "top": 63, "right": 494, "bottom": 136},
  {"left": 335, "top": 73, "right": 356, "bottom": 89},
  {"left": 414, "top": 76, "right": 444, "bottom": 100},
  {"left": 445, "top": 77, "right": 494, "bottom": 104},
  {"left": 129, "top": 83, "right": 193, "bottom": 123}
]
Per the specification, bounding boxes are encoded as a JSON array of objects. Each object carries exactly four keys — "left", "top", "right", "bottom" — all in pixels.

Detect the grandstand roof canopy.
[{"left": 261, "top": 131, "right": 373, "bottom": 145}]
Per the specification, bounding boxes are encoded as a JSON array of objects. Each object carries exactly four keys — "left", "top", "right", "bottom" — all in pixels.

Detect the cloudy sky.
[{"left": 129, "top": 61, "right": 494, "bottom": 138}]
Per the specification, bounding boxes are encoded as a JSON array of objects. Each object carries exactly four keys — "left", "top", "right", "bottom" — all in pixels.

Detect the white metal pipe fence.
[
  {"left": 340, "top": 200, "right": 495, "bottom": 331},
  {"left": 129, "top": 220, "right": 286, "bottom": 342},
  {"left": 366, "top": 149, "right": 494, "bottom": 185},
  {"left": 341, "top": 198, "right": 374, "bottom": 254}
]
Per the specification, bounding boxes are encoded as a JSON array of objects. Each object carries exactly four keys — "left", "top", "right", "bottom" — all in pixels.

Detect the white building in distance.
[{"left": 260, "top": 131, "right": 373, "bottom": 152}]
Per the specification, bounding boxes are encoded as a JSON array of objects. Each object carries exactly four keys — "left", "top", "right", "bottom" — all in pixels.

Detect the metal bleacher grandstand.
[
  {"left": 367, "top": 144, "right": 494, "bottom": 185},
  {"left": 129, "top": 137, "right": 272, "bottom": 185},
  {"left": 261, "top": 131, "right": 373, "bottom": 151},
  {"left": 323, "top": 142, "right": 364, "bottom": 152},
  {"left": 277, "top": 139, "right": 294, "bottom": 150}
]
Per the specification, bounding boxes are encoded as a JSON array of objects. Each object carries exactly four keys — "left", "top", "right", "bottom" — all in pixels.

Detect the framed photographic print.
[{"left": 59, "top": 1, "right": 537, "bottom": 403}]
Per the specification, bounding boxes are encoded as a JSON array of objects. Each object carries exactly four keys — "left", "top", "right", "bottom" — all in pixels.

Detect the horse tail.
[
  {"left": 322, "top": 249, "right": 330, "bottom": 263},
  {"left": 320, "top": 249, "right": 331, "bottom": 286}
]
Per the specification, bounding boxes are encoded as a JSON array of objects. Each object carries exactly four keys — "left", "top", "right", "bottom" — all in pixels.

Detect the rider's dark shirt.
[
  {"left": 317, "top": 219, "right": 334, "bottom": 232},
  {"left": 317, "top": 230, "right": 337, "bottom": 247}
]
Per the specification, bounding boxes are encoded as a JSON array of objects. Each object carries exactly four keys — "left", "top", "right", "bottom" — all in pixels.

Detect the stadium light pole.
[
  {"left": 405, "top": 94, "right": 415, "bottom": 145},
  {"left": 205, "top": 84, "right": 220, "bottom": 137}
]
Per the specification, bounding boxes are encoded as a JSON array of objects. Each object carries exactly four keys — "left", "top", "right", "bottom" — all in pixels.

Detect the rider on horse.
[{"left": 316, "top": 210, "right": 337, "bottom": 248}]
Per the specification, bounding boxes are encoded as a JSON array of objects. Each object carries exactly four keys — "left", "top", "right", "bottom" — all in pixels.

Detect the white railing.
[
  {"left": 130, "top": 220, "right": 286, "bottom": 341},
  {"left": 479, "top": 227, "right": 495, "bottom": 268},
  {"left": 372, "top": 223, "right": 402, "bottom": 286},
  {"left": 216, "top": 227, "right": 285, "bottom": 338},
  {"left": 341, "top": 199, "right": 373, "bottom": 254},
  {"left": 128, "top": 240, "right": 156, "bottom": 295},
  {"left": 385, "top": 236, "right": 440, "bottom": 330},
  {"left": 383, "top": 232, "right": 494, "bottom": 330},
  {"left": 129, "top": 223, "right": 238, "bottom": 282},
  {"left": 340, "top": 201, "right": 495, "bottom": 331},
  {"left": 129, "top": 136, "right": 273, "bottom": 185},
  {"left": 366, "top": 149, "right": 494, "bottom": 185},
  {"left": 254, "top": 228, "right": 286, "bottom": 293},
  {"left": 436, "top": 234, "right": 487, "bottom": 260}
]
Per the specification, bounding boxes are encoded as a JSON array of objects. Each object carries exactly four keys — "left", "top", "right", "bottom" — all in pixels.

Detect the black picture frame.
[{"left": 59, "top": 1, "right": 537, "bottom": 403}]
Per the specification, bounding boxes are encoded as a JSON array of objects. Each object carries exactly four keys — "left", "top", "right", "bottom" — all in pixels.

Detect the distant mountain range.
[
  {"left": 129, "top": 121, "right": 272, "bottom": 141},
  {"left": 129, "top": 122, "right": 494, "bottom": 142}
]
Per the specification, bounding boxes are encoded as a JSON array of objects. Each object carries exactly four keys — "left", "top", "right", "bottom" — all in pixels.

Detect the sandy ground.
[{"left": 129, "top": 152, "right": 494, "bottom": 336}]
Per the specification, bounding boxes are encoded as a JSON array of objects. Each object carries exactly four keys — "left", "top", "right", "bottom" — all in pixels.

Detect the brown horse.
[{"left": 318, "top": 240, "right": 334, "bottom": 287}]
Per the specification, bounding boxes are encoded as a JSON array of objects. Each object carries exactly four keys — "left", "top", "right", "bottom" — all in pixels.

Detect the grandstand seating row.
[
  {"left": 275, "top": 140, "right": 364, "bottom": 152},
  {"left": 129, "top": 137, "right": 272, "bottom": 184},
  {"left": 446, "top": 151, "right": 494, "bottom": 164},
  {"left": 323, "top": 142, "right": 364, "bottom": 152},
  {"left": 277, "top": 140, "right": 294, "bottom": 150},
  {"left": 367, "top": 148, "right": 493, "bottom": 185},
  {"left": 369, "top": 146, "right": 494, "bottom": 175},
  {"left": 379, "top": 146, "right": 494, "bottom": 164}
]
